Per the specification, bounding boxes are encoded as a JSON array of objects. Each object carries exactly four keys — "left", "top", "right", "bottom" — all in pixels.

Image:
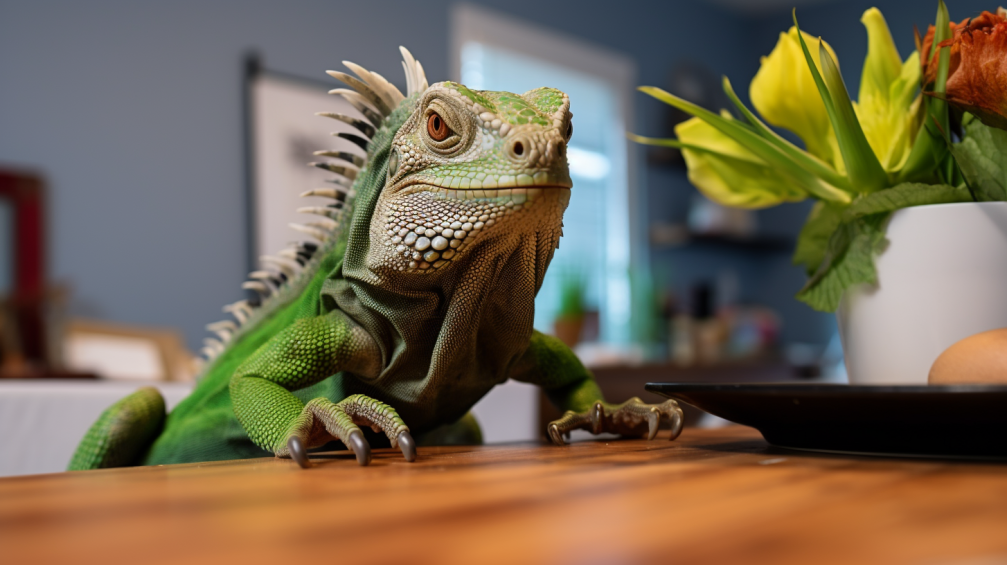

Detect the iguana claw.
[
  {"left": 287, "top": 436, "right": 310, "bottom": 469},
  {"left": 281, "top": 394, "right": 413, "bottom": 468},
  {"left": 347, "top": 431, "right": 371, "bottom": 466},
  {"left": 397, "top": 431, "right": 417, "bottom": 462},
  {"left": 547, "top": 398, "right": 684, "bottom": 446}
]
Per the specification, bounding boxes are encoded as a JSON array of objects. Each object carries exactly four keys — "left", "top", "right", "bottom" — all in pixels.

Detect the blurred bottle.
[{"left": 670, "top": 313, "right": 695, "bottom": 366}]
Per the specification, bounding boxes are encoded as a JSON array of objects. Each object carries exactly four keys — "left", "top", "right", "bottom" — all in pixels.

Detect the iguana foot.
[
  {"left": 279, "top": 394, "right": 415, "bottom": 467},
  {"left": 547, "top": 398, "right": 684, "bottom": 446}
]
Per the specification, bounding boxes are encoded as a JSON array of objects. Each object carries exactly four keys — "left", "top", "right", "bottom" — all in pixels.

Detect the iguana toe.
[
  {"left": 547, "top": 410, "right": 593, "bottom": 445},
  {"left": 648, "top": 407, "right": 661, "bottom": 440},
  {"left": 547, "top": 398, "right": 685, "bottom": 444},
  {"left": 547, "top": 422, "right": 566, "bottom": 446},
  {"left": 279, "top": 395, "right": 414, "bottom": 467},
  {"left": 338, "top": 394, "right": 415, "bottom": 463}
]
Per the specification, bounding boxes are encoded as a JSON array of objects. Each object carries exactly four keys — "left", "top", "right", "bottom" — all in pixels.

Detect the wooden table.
[{"left": 3, "top": 426, "right": 1006, "bottom": 565}]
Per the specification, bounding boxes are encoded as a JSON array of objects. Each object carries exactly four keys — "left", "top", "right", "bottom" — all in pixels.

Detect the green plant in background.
[
  {"left": 552, "top": 269, "right": 589, "bottom": 349},
  {"left": 631, "top": 1, "right": 1007, "bottom": 312},
  {"left": 556, "top": 270, "right": 587, "bottom": 320}
]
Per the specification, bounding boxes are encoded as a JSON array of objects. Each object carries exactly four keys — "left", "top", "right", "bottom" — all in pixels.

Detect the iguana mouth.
[
  {"left": 427, "top": 185, "right": 570, "bottom": 201},
  {"left": 396, "top": 178, "right": 572, "bottom": 199},
  {"left": 428, "top": 176, "right": 574, "bottom": 192}
]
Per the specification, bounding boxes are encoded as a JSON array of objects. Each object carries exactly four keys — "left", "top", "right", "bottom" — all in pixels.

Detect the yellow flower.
[
  {"left": 751, "top": 27, "right": 843, "bottom": 171},
  {"left": 674, "top": 116, "right": 807, "bottom": 208},
  {"left": 854, "top": 8, "right": 922, "bottom": 172},
  {"left": 633, "top": 8, "right": 925, "bottom": 205}
]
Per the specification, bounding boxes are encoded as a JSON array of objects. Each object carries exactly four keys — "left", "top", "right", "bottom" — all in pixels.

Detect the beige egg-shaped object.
[{"left": 929, "top": 328, "right": 1007, "bottom": 384}]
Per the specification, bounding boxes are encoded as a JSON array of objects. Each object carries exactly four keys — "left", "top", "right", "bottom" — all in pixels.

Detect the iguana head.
[
  {"left": 201, "top": 49, "right": 573, "bottom": 369},
  {"left": 371, "top": 81, "right": 573, "bottom": 276}
]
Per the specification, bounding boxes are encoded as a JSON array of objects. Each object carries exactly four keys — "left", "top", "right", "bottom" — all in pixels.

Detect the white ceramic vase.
[{"left": 837, "top": 201, "right": 1007, "bottom": 385}]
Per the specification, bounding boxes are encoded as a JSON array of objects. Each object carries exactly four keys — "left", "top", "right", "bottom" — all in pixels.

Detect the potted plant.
[
  {"left": 553, "top": 271, "right": 587, "bottom": 348},
  {"left": 632, "top": 2, "right": 1007, "bottom": 384}
]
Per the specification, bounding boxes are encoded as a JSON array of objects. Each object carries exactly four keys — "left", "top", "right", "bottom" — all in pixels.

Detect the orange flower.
[{"left": 923, "top": 8, "right": 1007, "bottom": 129}]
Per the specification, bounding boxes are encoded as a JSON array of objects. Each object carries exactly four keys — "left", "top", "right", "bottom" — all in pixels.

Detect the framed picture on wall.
[{"left": 245, "top": 56, "right": 366, "bottom": 270}]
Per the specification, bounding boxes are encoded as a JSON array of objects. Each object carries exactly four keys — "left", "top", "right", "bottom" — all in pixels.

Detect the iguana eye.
[
  {"left": 427, "top": 113, "right": 451, "bottom": 141},
  {"left": 420, "top": 99, "right": 468, "bottom": 155},
  {"left": 565, "top": 120, "right": 573, "bottom": 141}
]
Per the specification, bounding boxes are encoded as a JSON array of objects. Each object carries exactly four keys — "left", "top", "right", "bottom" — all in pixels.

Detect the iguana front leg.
[
  {"left": 513, "top": 331, "right": 684, "bottom": 445},
  {"left": 545, "top": 393, "right": 683, "bottom": 445},
  {"left": 230, "top": 310, "right": 415, "bottom": 468}
]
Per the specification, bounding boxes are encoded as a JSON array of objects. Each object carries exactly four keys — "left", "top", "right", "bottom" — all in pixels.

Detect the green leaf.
[
  {"left": 842, "top": 182, "right": 972, "bottom": 219},
  {"left": 933, "top": 0, "right": 952, "bottom": 97},
  {"left": 899, "top": 2, "right": 954, "bottom": 184},
  {"left": 628, "top": 130, "right": 807, "bottom": 208},
  {"left": 796, "top": 213, "right": 889, "bottom": 312},
  {"left": 638, "top": 86, "right": 851, "bottom": 203},
  {"left": 896, "top": 114, "right": 945, "bottom": 184},
  {"left": 793, "top": 201, "right": 845, "bottom": 276},
  {"left": 626, "top": 133, "right": 755, "bottom": 158},
  {"left": 951, "top": 118, "right": 1007, "bottom": 201},
  {"left": 793, "top": 10, "right": 889, "bottom": 192},
  {"left": 721, "top": 77, "right": 851, "bottom": 190},
  {"left": 795, "top": 182, "right": 971, "bottom": 311}
]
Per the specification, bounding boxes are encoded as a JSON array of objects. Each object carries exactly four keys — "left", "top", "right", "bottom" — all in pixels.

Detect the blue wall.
[
  {"left": 1, "top": 0, "right": 982, "bottom": 353},
  {"left": 0, "top": 0, "right": 749, "bottom": 352}
]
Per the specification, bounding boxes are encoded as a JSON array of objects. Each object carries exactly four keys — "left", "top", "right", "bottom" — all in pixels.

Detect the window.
[
  {"left": 452, "top": 4, "right": 640, "bottom": 346},
  {"left": 453, "top": 5, "right": 641, "bottom": 442}
]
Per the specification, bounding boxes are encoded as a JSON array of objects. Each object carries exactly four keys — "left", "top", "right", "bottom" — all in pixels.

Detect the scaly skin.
[{"left": 69, "top": 48, "right": 683, "bottom": 470}]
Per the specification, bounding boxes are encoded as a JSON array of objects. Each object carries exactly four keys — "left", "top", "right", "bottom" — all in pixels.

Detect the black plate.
[{"left": 645, "top": 383, "right": 1007, "bottom": 459}]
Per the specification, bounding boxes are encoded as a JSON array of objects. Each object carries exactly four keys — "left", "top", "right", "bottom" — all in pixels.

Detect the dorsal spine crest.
[{"left": 198, "top": 47, "right": 428, "bottom": 369}]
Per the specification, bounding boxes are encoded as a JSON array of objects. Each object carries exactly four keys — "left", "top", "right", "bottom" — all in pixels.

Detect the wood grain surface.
[{"left": 2, "top": 426, "right": 1006, "bottom": 565}]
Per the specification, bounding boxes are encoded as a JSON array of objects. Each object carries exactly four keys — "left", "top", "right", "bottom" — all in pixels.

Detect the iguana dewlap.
[{"left": 69, "top": 48, "right": 683, "bottom": 470}]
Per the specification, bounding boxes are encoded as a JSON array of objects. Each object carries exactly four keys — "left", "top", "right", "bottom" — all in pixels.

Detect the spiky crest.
[{"left": 200, "top": 47, "right": 427, "bottom": 362}]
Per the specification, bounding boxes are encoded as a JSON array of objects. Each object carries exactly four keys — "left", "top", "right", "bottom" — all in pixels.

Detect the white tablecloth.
[
  {"left": 0, "top": 379, "right": 561, "bottom": 477},
  {"left": 0, "top": 380, "right": 192, "bottom": 477}
]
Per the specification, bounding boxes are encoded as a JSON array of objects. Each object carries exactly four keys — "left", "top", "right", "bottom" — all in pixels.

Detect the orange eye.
[{"left": 427, "top": 113, "right": 451, "bottom": 141}]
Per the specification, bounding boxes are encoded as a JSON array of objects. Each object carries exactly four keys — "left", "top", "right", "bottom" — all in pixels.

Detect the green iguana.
[{"left": 69, "top": 47, "right": 683, "bottom": 470}]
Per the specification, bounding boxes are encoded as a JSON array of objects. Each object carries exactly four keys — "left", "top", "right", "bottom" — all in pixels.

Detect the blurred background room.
[{"left": 0, "top": 0, "right": 993, "bottom": 475}]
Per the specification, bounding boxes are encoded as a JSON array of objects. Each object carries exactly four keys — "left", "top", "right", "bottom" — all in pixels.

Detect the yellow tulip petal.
[
  {"left": 674, "top": 117, "right": 807, "bottom": 209},
  {"left": 859, "top": 8, "right": 903, "bottom": 104},
  {"left": 855, "top": 52, "right": 922, "bottom": 172},
  {"left": 854, "top": 8, "right": 922, "bottom": 173},
  {"left": 751, "top": 27, "right": 843, "bottom": 171}
]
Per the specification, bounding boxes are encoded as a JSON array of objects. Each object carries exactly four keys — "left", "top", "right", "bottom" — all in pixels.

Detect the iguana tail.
[{"left": 67, "top": 387, "right": 166, "bottom": 470}]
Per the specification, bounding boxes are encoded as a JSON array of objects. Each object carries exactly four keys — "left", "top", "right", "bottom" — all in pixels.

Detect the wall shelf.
[{"left": 652, "top": 231, "right": 794, "bottom": 254}]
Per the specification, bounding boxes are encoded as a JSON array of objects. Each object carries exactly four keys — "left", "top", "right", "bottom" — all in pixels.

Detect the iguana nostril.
[{"left": 514, "top": 141, "right": 524, "bottom": 156}]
